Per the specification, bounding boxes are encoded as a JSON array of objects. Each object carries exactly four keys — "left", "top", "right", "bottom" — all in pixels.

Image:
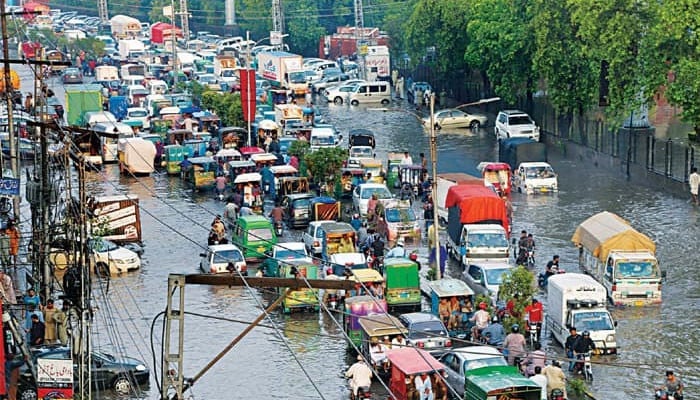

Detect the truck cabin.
[
  {"left": 565, "top": 299, "right": 616, "bottom": 334},
  {"left": 604, "top": 253, "right": 660, "bottom": 281},
  {"left": 461, "top": 228, "right": 509, "bottom": 252}
]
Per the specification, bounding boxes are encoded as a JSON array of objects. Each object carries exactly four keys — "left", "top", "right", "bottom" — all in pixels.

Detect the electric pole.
[
  {"left": 353, "top": 0, "right": 366, "bottom": 79},
  {"left": 97, "top": 0, "right": 109, "bottom": 23},
  {"left": 179, "top": 0, "right": 190, "bottom": 41},
  {"left": 272, "top": 0, "right": 284, "bottom": 49},
  {"left": 1, "top": 0, "right": 20, "bottom": 223}
]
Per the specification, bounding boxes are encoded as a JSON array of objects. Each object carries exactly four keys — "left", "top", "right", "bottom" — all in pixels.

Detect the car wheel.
[
  {"left": 19, "top": 386, "right": 37, "bottom": 400},
  {"left": 112, "top": 374, "right": 133, "bottom": 395},
  {"left": 350, "top": 100, "right": 359, "bottom": 106},
  {"left": 469, "top": 120, "right": 481, "bottom": 130},
  {"left": 333, "top": 97, "right": 344, "bottom": 104},
  {"left": 380, "top": 98, "right": 390, "bottom": 105}
]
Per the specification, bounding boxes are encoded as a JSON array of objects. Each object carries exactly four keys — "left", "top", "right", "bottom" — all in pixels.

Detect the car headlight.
[
  {"left": 606, "top": 334, "right": 615, "bottom": 343},
  {"left": 135, "top": 364, "right": 147, "bottom": 372},
  {"left": 114, "top": 259, "right": 126, "bottom": 264}
]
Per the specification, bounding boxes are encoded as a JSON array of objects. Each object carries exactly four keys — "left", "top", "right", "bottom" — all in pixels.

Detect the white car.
[
  {"left": 271, "top": 242, "right": 314, "bottom": 264},
  {"left": 463, "top": 261, "right": 514, "bottom": 304},
  {"left": 124, "top": 107, "right": 150, "bottom": 130},
  {"left": 329, "top": 252, "right": 366, "bottom": 269},
  {"left": 352, "top": 183, "right": 393, "bottom": 217},
  {"left": 494, "top": 110, "right": 540, "bottom": 141},
  {"left": 439, "top": 347, "right": 508, "bottom": 397},
  {"left": 199, "top": 244, "right": 247, "bottom": 274},
  {"left": 323, "top": 83, "right": 359, "bottom": 104},
  {"left": 423, "top": 108, "right": 489, "bottom": 130},
  {"left": 346, "top": 146, "right": 375, "bottom": 167},
  {"left": 302, "top": 221, "right": 335, "bottom": 256},
  {"left": 89, "top": 239, "right": 141, "bottom": 275},
  {"left": 513, "top": 162, "right": 558, "bottom": 194}
]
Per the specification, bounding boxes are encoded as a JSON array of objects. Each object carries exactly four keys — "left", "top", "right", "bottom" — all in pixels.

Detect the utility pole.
[
  {"left": 271, "top": 0, "right": 284, "bottom": 49},
  {"left": 1, "top": 0, "right": 20, "bottom": 223},
  {"left": 353, "top": 0, "right": 366, "bottom": 79},
  {"left": 169, "top": 0, "right": 178, "bottom": 90},
  {"left": 97, "top": 0, "right": 109, "bottom": 23},
  {"left": 179, "top": 0, "right": 190, "bottom": 42}
]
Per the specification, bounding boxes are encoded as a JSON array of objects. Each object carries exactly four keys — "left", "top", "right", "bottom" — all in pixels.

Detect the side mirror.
[
  {"left": 199, "top": 252, "right": 206, "bottom": 257},
  {"left": 614, "top": 320, "right": 618, "bottom": 327},
  {"left": 661, "top": 270, "right": 667, "bottom": 280}
]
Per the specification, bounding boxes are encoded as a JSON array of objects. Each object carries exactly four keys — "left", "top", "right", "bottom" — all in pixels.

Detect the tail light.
[
  {"left": 240, "top": 263, "right": 247, "bottom": 272},
  {"left": 210, "top": 267, "right": 217, "bottom": 273},
  {"left": 445, "top": 339, "right": 452, "bottom": 347},
  {"left": 313, "top": 240, "right": 319, "bottom": 247},
  {"left": 611, "top": 284, "right": 617, "bottom": 292},
  {"left": 417, "top": 342, "right": 424, "bottom": 348}
]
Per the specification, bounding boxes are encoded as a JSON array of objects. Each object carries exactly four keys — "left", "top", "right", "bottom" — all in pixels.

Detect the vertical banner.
[{"left": 240, "top": 69, "right": 257, "bottom": 122}]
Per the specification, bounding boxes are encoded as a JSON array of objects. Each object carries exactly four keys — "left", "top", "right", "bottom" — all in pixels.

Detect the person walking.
[
  {"left": 43, "top": 299, "right": 57, "bottom": 344},
  {"left": 6, "top": 219, "right": 20, "bottom": 267},
  {"left": 29, "top": 314, "right": 45, "bottom": 346},
  {"left": 53, "top": 301, "right": 68, "bottom": 344},
  {"left": 689, "top": 167, "right": 700, "bottom": 205}
]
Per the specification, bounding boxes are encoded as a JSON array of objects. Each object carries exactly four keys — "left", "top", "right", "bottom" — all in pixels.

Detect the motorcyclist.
[
  {"left": 573, "top": 330, "right": 596, "bottom": 373},
  {"left": 543, "top": 255, "right": 561, "bottom": 284},
  {"left": 524, "top": 298, "right": 543, "bottom": 342},
  {"left": 469, "top": 302, "right": 490, "bottom": 341},
  {"left": 268, "top": 203, "right": 285, "bottom": 224},
  {"left": 370, "top": 234, "right": 385, "bottom": 259},
  {"left": 385, "top": 238, "right": 407, "bottom": 258},
  {"left": 655, "top": 371, "right": 684, "bottom": 400},
  {"left": 345, "top": 355, "right": 373, "bottom": 399},
  {"left": 520, "top": 342, "right": 546, "bottom": 377},
  {"left": 480, "top": 315, "right": 505, "bottom": 346},
  {"left": 564, "top": 327, "right": 581, "bottom": 372},
  {"left": 503, "top": 324, "right": 526, "bottom": 366},
  {"left": 350, "top": 213, "right": 362, "bottom": 231}
]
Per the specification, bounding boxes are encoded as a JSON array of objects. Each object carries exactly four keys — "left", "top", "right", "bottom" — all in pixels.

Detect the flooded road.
[{"left": 27, "top": 75, "right": 700, "bottom": 399}]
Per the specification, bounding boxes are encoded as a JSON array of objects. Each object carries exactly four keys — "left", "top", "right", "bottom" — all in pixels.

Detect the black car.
[{"left": 18, "top": 345, "right": 150, "bottom": 399}]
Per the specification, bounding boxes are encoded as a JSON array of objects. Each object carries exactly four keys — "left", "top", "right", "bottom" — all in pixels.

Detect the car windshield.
[
  {"left": 212, "top": 249, "right": 243, "bottom": 263},
  {"left": 292, "top": 198, "right": 311, "bottom": 208},
  {"left": 249, "top": 227, "right": 274, "bottom": 241},
  {"left": 276, "top": 249, "right": 306, "bottom": 259},
  {"left": 385, "top": 207, "right": 416, "bottom": 223},
  {"left": 509, "top": 115, "right": 533, "bottom": 125},
  {"left": 573, "top": 311, "right": 615, "bottom": 331},
  {"left": 221, "top": 70, "right": 236, "bottom": 77},
  {"left": 525, "top": 166, "right": 556, "bottom": 178},
  {"left": 484, "top": 268, "right": 510, "bottom": 285},
  {"left": 409, "top": 321, "right": 446, "bottom": 339},
  {"left": 615, "top": 261, "right": 659, "bottom": 278},
  {"left": 311, "top": 136, "right": 335, "bottom": 145},
  {"left": 91, "top": 239, "right": 118, "bottom": 252},
  {"left": 361, "top": 187, "right": 392, "bottom": 199},
  {"left": 467, "top": 233, "right": 508, "bottom": 248},
  {"left": 129, "top": 110, "right": 148, "bottom": 117},
  {"left": 350, "top": 147, "right": 373, "bottom": 157},
  {"left": 463, "top": 356, "right": 507, "bottom": 372},
  {"left": 289, "top": 72, "right": 307, "bottom": 83}
]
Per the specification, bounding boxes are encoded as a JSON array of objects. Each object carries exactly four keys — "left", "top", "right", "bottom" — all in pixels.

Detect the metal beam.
[
  {"left": 183, "top": 274, "right": 358, "bottom": 290},
  {"left": 0, "top": 59, "right": 72, "bottom": 66}
]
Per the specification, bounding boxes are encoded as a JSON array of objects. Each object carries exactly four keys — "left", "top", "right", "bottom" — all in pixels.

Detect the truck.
[
  {"left": 498, "top": 137, "right": 547, "bottom": 170},
  {"left": 571, "top": 211, "right": 662, "bottom": 306},
  {"left": 110, "top": 14, "right": 142, "bottom": 39},
  {"left": 436, "top": 173, "right": 491, "bottom": 222},
  {"left": 214, "top": 55, "right": 238, "bottom": 82},
  {"left": 118, "top": 39, "right": 146, "bottom": 62},
  {"left": 65, "top": 84, "right": 104, "bottom": 126},
  {"left": 547, "top": 273, "right": 618, "bottom": 354},
  {"left": 444, "top": 184, "right": 510, "bottom": 267},
  {"left": 256, "top": 51, "right": 308, "bottom": 96},
  {"left": 89, "top": 195, "right": 143, "bottom": 243},
  {"left": 95, "top": 65, "right": 119, "bottom": 82},
  {"left": 364, "top": 45, "right": 390, "bottom": 82}
]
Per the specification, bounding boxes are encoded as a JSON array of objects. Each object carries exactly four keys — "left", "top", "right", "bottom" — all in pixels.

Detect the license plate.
[
  {"left": 540, "top": 188, "right": 548, "bottom": 192},
  {"left": 634, "top": 300, "right": 644, "bottom": 306},
  {"left": 400, "top": 292, "right": 409, "bottom": 298},
  {"left": 424, "top": 341, "right": 435, "bottom": 348},
  {"left": 257, "top": 246, "right": 265, "bottom": 253}
]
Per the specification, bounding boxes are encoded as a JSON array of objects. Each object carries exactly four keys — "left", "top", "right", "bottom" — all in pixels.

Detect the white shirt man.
[
  {"left": 689, "top": 168, "right": 700, "bottom": 205},
  {"left": 530, "top": 366, "right": 548, "bottom": 400},
  {"left": 345, "top": 356, "right": 373, "bottom": 397},
  {"left": 401, "top": 152, "right": 413, "bottom": 165},
  {"left": 414, "top": 373, "right": 434, "bottom": 400},
  {"left": 385, "top": 241, "right": 406, "bottom": 258},
  {"left": 391, "top": 336, "right": 406, "bottom": 348}
]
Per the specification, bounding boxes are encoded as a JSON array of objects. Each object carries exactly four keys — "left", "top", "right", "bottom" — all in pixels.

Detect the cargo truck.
[
  {"left": 436, "top": 173, "right": 490, "bottom": 222},
  {"left": 65, "top": 84, "right": 104, "bottom": 126},
  {"left": 444, "top": 184, "right": 510, "bottom": 267},
  {"left": 118, "top": 39, "right": 146, "bottom": 62},
  {"left": 498, "top": 137, "right": 547, "bottom": 170},
  {"left": 256, "top": 51, "right": 308, "bottom": 96},
  {"left": 547, "top": 273, "right": 618, "bottom": 354},
  {"left": 89, "top": 195, "right": 142, "bottom": 243},
  {"left": 214, "top": 55, "right": 238, "bottom": 83},
  {"left": 571, "top": 211, "right": 662, "bottom": 306}
]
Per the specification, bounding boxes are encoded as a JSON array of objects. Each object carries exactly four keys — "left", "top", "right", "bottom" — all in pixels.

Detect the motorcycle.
[
  {"left": 526, "top": 320, "right": 539, "bottom": 348},
  {"left": 327, "top": 293, "right": 339, "bottom": 310},
  {"left": 655, "top": 389, "right": 680, "bottom": 400},
  {"left": 551, "top": 388, "right": 565, "bottom": 400},
  {"left": 274, "top": 220, "right": 284, "bottom": 237},
  {"left": 538, "top": 267, "right": 564, "bottom": 289},
  {"left": 574, "top": 352, "right": 593, "bottom": 381},
  {"left": 352, "top": 386, "right": 371, "bottom": 399}
]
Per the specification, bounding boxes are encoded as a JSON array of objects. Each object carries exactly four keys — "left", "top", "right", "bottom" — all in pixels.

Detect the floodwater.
[{"left": 26, "top": 74, "right": 700, "bottom": 399}]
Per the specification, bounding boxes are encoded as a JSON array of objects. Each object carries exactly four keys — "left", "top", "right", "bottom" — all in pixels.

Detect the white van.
[
  {"left": 348, "top": 81, "right": 391, "bottom": 105},
  {"left": 83, "top": 111, "right": 117, "bottom": 128},
  {"left": 93, "top": 122, "right": 135, "bottom": 163},
  {"left": 145, "top": 79, "right": 168, "bottom": 95},
  {"left": 309, "top": 127, "right": 341, "bottom": 151}
]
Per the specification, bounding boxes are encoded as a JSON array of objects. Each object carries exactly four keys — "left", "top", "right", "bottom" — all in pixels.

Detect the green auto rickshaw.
[
  {"left": 184, "top": 156, "right": 218, "bottom": 191},
  {"left": 278, "top": 261, "right": 320, "bottom": 313},
  {"left": 386, "top": 152, "right": 404, "bottom": 189},
  {"left": 164, "top": 145, "right": 184, "bottom": 175},
  {"left": 383, "top": 257, "right": 421, "bottom": 312}
]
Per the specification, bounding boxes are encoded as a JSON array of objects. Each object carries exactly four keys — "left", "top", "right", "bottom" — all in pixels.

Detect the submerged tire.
[{"left": 112, "top": 375, "right": 133, "bottom": 395}]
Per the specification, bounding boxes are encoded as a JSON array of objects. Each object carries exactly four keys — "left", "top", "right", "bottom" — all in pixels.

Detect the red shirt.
[{"left": 525, "top": 302, "right": 543, "bottom": 323}]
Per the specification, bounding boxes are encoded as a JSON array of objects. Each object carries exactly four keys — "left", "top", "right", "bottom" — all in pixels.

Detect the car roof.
[
  {"left": 358, "top": 183, "right": 389, "bottom": 189},
  {"left": 207, "top": 244, "right": 242, "bottom": 252},
  {"left": 274, "top": 242, "right": 306, "bottom": 251},
  {"left": 519, "top": 162, "right": 552, "bottom": 167},
  {"left": 400, "top": 312, "right": 441, "bottom": 323},
  {"left": 309, "top": 220, "right": 335, "bottom": 227},
  {"left": 285, "top": 193, "right": 314, "bottom": 200},
  {"left": 469, "top": 261, "right": 514, "bottom": 270},
  {"left": 500, "top": 109, "right": 529, "bottom": 116},
  {"left": 450, "top": 346, "right": 504, "bottom": 361}
]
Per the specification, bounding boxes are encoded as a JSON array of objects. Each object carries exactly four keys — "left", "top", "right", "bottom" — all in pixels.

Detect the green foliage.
[
  {"left": 498, "top": 266, "right": 535, "bottom": 329},
  {"left": 665, "top": 60, "right": 700, "bottom": 131},
  {"left": 288, "top": 140, "right": 310, "bottom": 159},
  {"left": 304, "top": 147, "right": 347, "bottom": 187},
  {"left": 567, "top": 378, "right": 587, "bottom": 396},
  {"left": 285, "top": 0, "right": 328, "bottom": 56},
  {"left": 199, "top": 91, "right": 243, "bottom": 127}
]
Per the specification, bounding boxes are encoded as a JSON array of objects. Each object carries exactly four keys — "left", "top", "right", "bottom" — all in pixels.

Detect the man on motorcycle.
[
  {"left": 564, "top": 327, "right": 581, "bottom": 371},
  {"left": 345, "top": 355, "right": 373, "bottom": 399},
  {"left": 481, "top": 315, "right": 505, "bottom": 346},
  {"left": 521, "top": 342, "right": 546, "bottom": 377},
  {"left": 656, "top": 371, "right": 684, "bottom": 400},
  {"left": 542, "top": 361, "right": 567, "bottom": 399},
  {"left": 573, "top": 330, "right": 596, "bottom": 373},
  {"left": 268, "top": 203, "right": 285, "bottom": 224},
  {"left": 469, "top": 302, "right": 490, "bottom": 342},
  {"left": 385, "top": 238, "right": 406, "bottom": 258},
  {"left": 524, "top": 298, "right": 543, "bottom": 342}
]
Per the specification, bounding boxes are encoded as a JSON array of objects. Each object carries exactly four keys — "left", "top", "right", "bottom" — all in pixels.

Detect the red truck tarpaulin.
[
  {"left": 444, "top": 184, "right": 509, "bottom": 233},
  {"left": 240, "top": 69, "right": 257, "bottom": 122}
]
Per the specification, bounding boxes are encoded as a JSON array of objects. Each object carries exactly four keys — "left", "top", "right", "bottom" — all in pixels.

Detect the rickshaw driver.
[{"left": 346, "top": 355, "right": 373, "bottom": 399}]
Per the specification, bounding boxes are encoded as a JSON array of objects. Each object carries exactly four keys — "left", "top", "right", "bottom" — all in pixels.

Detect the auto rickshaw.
[
  {"left": 214, "top": 148, "right": 242, "bottom": 164},
  {"left": 228, "top": 160, "right": 256, "bottom": 183},
  {"left": 239, "top": 146, "right": 266, "bottom": 160},
  {"left": 278, "top": 176, "right": 309, "bottom": 198},
  {"left": 166, "top": 129, "right": 193, "bottom": 145},
  {"left": 383, "top": 257, "right": 421, "bottom": 312},
  {"left": 343, "top": 296, "right": 388, "bottom": 347},
  {"left": 360, "top": 159, "right": 385, "bottom": 184},
  {"left": 348, "top": 128, "right": 376, "bottom": 149},
  {"left": 399, "top": 164, "right": 424, "bottom": 195},
  {"left": 386, "top": 152, "right": 405, "bottom": 189},
  {"left": 358, "top": 314, "right": 409, "bottom": 374},
  {"left": 251, "top": 153, "right": 278, "bottom": 170},
  {"left": 218, "top": 127, "right": 246, "bottom": 149},
  {"left": 163, "top": 145, "right": 184, "bottom": 175},
  {"left": 320, "top": 222, "right": 357, "bottom": 261},
  {"left": 233, "top": 172, "right": 263, "bottom": 211},
  {"left": 477, "top": 161, "right": 512, "bottom": 197},
  {"left": 257, "top": 119, "right": 279, "bottom": 145},
  {"left": 309, "top": 196, "right": 340, "bottom": 222},
  {"left": 341, "top": 168, "right": 365, "bottom": 198},
  {"left": 427, "top": 278, "right": 475, "bottom": 339},
  {"left": 385, "top": 348, "right": 449, "bottom": 400},
  {"left": 46, "top": 50, "right": 68, "bottom": 74},
  {"left": 183, "top": 156, "right": 218, "bottom": 191},
  {"left": 278, "top": 261, "right": 320, "bottom": 314},
  {"left": 150, "top": 119, "right": 171, "bottom": 138},
  {"left": 182, "top": 138, "right": 207, "bottom": 158},
  {"left": 195, "top": 112, "right": 220, "bottom": 133}
]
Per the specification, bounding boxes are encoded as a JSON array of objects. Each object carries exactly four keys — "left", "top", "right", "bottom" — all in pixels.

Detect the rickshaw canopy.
[
  {"left": 215, "top": 148, "right": 241, "bottom": 159},
  {"left": 428, "top": 278, "right": 474, "bottom": 298},
  {"left": 258, "top": 119, "right": 279, "bottom": 131},
  {"left": 228, "top": 160, "right": 255, "bottom": 169},
  {"left": 239, "top": 146, "right": 266, "bottom": 156},
  {"left": 351, "top": 268, "right": 384, "bottom": 283},
  {"left": 251, "top": 153, "right": 279, "bottom": 163},
  {"left": 270, "top": 165, "right": 298, "bottom": 175},
  {"left": 386, "top": 348, "right": 446, "bottom": 375},
  {"left": 234, "top": 172, "right": 262, "bottom": 184},
  {"left": 358, "top": 314, "right": 408, "bottom": 338},
  {"left": 188, "top": 156, "right": 217, "bottom": 167}
]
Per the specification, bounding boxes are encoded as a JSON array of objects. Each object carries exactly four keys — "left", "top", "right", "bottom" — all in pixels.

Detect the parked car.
[
  {"left": 18, "top": 345, "right": 150, "bottom": 398},
  {"left": 62, "top": 67, "right": 83, "bottom": 84},
  {"left": 423, "top": 108, "right": 488, "bottom": 130},
  {"left": 439, "top": 346, "right": 510, "bottom": 398},
  {"left": 311, "top": 73, "right": 350, "bottom": 94},
  {"left": 89, "top": 238, "right": 141, "bottom": 274},
  {"left": 199, "top": 243, "right": 247, "bottom": 274},
  {"left": 398, "top": 312, "right": 452, "bottom": 355},
  {"left": 352, "top": 183, "right": 393, "bottom": 217},
  {"left": 463, "top": 261, "right": 514, "bottom": 304},
  {"left": 494, "top": 110, "right": 540, "bottom": 141},
  {"left": 323, "top": 83, "right": 359, "bottom": 105}
]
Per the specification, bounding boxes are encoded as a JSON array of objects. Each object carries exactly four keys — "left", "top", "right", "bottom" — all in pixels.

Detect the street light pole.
[{"left": 429, "top": 93, "right": 440, "bottom": 280}]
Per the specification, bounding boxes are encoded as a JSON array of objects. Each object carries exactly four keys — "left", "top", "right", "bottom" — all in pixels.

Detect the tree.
[
  {"left": 304, "top": 147, "right": 346, "bottom": 191},
  {"left": 285, "top": 0, "right": 327, "bottom": 56},
  {"left": 498, "top": 266, "right": 536, "bottom": 331},
  {"left": 200, "top": 91, "right": 244, "bottom": 127}
]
